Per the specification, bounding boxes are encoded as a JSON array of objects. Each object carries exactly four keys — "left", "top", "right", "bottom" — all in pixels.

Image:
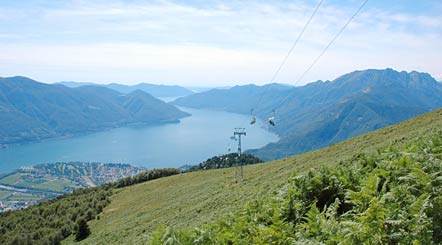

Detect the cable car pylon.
[{"left": 233, "top": 128, "right": 246, "bottom": 182}]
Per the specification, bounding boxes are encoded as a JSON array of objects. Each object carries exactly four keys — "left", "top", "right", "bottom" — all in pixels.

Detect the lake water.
[{"left": 0, "top": 107, "right": 278, "bottom": 174}]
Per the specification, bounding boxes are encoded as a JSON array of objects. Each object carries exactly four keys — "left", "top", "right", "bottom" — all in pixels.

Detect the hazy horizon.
[
  {"left": 0, "top": 0, "right": 441, "bottom": 86},
  {"left": 3, "top": 67, "right": 439, "bottom": 88}
]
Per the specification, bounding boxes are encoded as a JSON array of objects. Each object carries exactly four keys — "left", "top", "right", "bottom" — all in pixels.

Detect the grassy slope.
[{"left": 66, "top": 109, "right": 442, "bottom": 244}]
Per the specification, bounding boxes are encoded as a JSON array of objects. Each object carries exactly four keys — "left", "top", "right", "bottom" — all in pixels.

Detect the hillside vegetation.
[
  {"left": 174, "top": 69, "right": 442, "bottom": 160},
  {"left": 186, "top": 153, "right": 262, "bottom": 172},
  {"left": 153, "top": 131, "right": 442, "bottom": 244},
  {"left": 68, "top": 109, "right": 442, "bottom": 244}
]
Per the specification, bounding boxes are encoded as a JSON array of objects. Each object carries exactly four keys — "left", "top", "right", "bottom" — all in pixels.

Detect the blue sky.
[{"left": 0, "top": 0, "right": 441, "bottom": 86}]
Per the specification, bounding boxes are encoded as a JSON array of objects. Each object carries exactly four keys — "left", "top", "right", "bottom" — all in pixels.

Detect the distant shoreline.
[
  {"left": 0, "top": 107, "right": 278, "bottom": 175},
  {"left": 0, "top": 117, "right": 188, "bottom": 150}
]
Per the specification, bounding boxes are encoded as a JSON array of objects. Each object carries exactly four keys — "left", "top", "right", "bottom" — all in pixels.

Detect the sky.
[{"left": 0, "top": 0, "right": 441, "bottom": 86}]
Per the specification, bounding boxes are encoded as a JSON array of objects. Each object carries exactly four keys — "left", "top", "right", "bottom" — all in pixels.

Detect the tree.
[{"left": 75, "top": 218, "right": 90, "bottom": 241}]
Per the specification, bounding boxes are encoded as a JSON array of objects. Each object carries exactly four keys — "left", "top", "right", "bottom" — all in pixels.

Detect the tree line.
[{"left": 187, "top": 153, "right": 263, "bottom": 172}]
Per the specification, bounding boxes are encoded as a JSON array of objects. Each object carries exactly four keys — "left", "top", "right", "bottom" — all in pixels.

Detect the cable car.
[
  {"left": 250, "top": 116, "right": 256, "bottom": 124},
  {"left": 268, "top": 110, "right": 276, "bottom": 126},
  {"left": 268, "top": 117, "right": 275, "bottom": 126},
  {"left": 250, "top": 109, "right": 256, "bottom": 124}
]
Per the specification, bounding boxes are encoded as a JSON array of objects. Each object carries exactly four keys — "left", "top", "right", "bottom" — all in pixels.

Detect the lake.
[{"left": 0, "top": 107, "right": 278, "bottom": 173}]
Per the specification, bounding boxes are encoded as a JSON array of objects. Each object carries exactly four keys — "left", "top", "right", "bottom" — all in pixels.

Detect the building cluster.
[
  {"left": 0, "top": 162, "right": 145, "bottom": 212},
  {"left": 0, "top": 199, "right": 39, "bottom": 212}
]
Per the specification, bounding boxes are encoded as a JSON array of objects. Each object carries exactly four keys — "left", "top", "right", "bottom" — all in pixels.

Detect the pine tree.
[{"left": 75, "top": 218, "right": 90, "bottom": 241}]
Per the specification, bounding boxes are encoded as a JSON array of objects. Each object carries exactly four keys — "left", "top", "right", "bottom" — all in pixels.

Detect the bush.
[{"left": 188, "top": 153, "right": 263, "bottom": 172}]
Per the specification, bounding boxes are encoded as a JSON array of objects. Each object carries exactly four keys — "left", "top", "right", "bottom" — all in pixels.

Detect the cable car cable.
[
  {"left": 257, "top": 0, "right": 369, "bottom": 125},
  {"left": 295, "top": 0, "right": 369, "bottom": 84},
  {"left": 243, "top": 0, "right": 324, "bottom": 127}
]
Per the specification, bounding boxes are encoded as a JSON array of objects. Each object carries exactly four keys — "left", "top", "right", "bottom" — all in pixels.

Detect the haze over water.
[{"left": 0, "top": 107, "right": 278, "bottom": 174}]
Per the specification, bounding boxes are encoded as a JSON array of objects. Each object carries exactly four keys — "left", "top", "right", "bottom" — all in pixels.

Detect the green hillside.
[
  {"left": 65, "top": 109, "right": 442, "bottom": 244},
  {"left": 153, "top": 131, "right": 442, "bottom": 244}
]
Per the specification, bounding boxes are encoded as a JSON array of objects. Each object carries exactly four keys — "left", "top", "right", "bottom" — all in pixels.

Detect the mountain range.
[
  {"left": 173, "top": 68, "right": 442, "bottom": 160},
  {"left": 0, "top": 76, "right": 190, "bottom": 146},
  {"left": 57, "top": 81, "right": 194, "bottom": 98}
]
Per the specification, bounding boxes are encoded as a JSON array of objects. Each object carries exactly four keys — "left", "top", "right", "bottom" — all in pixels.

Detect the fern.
[{"left": 150, "top": 131, "right": 442, "bottom": 244}]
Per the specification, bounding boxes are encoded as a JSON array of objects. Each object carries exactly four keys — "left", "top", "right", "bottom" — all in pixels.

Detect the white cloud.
[
  {"left": 0, "top": 0, "right": 440, "bottom": 85},
  {"left": 0, "top": 43, "right": 283, "bottom": 85}
]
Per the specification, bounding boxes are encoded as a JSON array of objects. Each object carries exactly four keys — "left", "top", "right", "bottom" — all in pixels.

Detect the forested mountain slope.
[
  {"left": 0, "top": 76, "right": 189, "bottom": 146},
  {"left": 174, "top": 69, "right": 442, "bottom": 160}
]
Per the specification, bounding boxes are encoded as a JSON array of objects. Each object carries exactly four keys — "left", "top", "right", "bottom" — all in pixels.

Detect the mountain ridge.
[
  {"left": 57, "top": 81, "right": 194, "bottom": 98},
  {"left": 173, "top": 68, "right": 442, "bottom": 160},
  {"left": 0, "top": 76, "right": 190, "bottom": 146}
]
